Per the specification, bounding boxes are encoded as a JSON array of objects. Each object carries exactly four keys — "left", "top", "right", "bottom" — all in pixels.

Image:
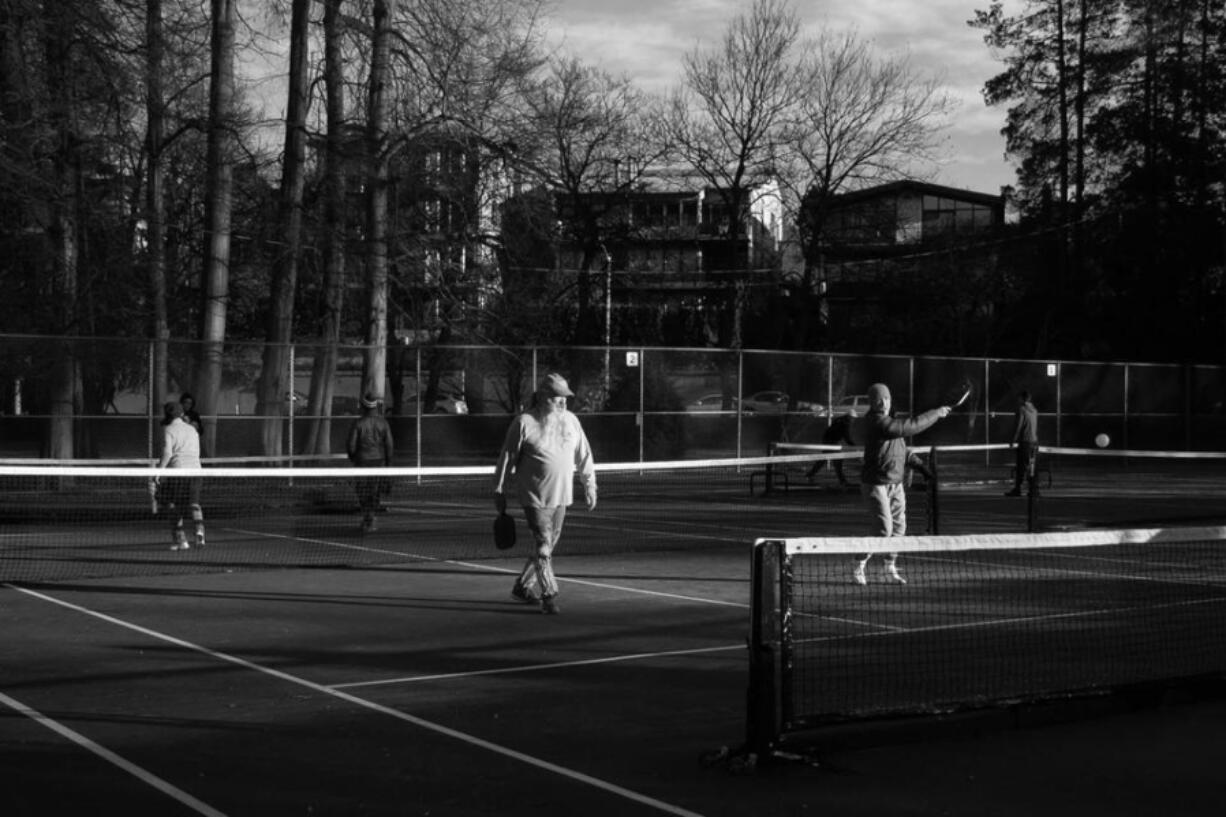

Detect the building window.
[{"left": 922, "top": 195, "right": 995, "bottom": 238}]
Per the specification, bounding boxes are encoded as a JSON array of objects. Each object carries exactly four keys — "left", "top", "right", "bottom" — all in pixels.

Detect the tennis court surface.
[{"left": 3, "top": 450, "right": 1225, "bottom": 816}]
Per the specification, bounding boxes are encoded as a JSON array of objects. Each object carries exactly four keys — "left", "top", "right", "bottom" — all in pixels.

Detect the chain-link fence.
[{"left": 2, "top": 335, "right": 1224, "bottom": 465}]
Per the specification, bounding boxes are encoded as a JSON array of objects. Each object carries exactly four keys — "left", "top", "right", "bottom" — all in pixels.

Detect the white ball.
[{"left": 1094, "top": 433, "right": 1110, "bottom": 448}]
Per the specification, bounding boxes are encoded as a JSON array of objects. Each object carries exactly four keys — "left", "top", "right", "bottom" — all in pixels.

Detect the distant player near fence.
[
  {"left": 1005, "top": 389, "right": 1039, "bottom": 497},
  {"left": 806, "top": 412, "right": 855, "bottom": 487},
  {"left": 347, "top": 392, "right": 394, "bottom": 533}
]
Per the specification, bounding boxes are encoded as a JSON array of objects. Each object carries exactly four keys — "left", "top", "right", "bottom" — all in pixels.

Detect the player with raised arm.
[{"left": 854, "top": 383, "right": 951, "bottom": 585}]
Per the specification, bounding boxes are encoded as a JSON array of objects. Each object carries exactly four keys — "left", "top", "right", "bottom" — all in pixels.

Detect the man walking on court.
[
  {"left": 855, "top": 383, "right": 951, "bottom": 585},
  {"left": 154, "top": 401, "right": 205, "bottom": 551},
  {"left": 347, "top": 393, "right": 394, "bottom": 532},
  {"left": 493, "top": 373, "right": 597, "bottom": 615},
  {"left": 1005, "top": 389, "right": 1038, "bottom": 497}
]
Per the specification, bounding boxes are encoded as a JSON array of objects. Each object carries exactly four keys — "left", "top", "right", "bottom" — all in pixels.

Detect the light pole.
[{"left": 601, "top": 244, "right": 613, "bottom": 400}]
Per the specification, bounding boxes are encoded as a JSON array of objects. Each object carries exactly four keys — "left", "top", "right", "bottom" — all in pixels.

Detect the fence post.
[
  {"left": 287, "top": 343, "right": 295, "bottom": 464},
  {"left": 146, "top": 340, "right": 155, "bottom": 461},
  {"left": 736, "top": 350, "right": 744, "bottom": 459},
  {"left": 1056, "top": 362, "right": 1063, "bottom": 446},
  {"left": 636, "top": 347, "right": 644, "bottom": 464},
  {"left": 415, "top": 345, "right": 422, "bottom": 471},
  {"left": 983, "top": 358, "right": 991, "bottom": 466}
]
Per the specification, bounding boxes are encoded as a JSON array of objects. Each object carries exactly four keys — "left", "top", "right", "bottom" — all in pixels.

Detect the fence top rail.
[{"left": 3, "top": 334, "right": 1222, "bottom": 370}]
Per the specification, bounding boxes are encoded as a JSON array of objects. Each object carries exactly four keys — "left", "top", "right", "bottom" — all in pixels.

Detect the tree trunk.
[
  {"left": 257, "top": 0, "right": 311, "bottom": 457},
  {"left": 146, "top": 0, "right": 170, "bottom": 414},
  {"left": 363, "top": 0, "right": 395, "bottom": 401},
  {"left": 44, "top": 5, "right": 80, "bottom": 460},
  {"left": 197, "top": 0, "right": 237, "bottom": 458},
  {"left": 303, "top": 0, "right": 348, "bottom": 457}
]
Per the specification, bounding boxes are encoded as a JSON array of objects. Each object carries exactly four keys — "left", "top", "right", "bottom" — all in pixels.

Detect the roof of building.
[{"left": 826, "top": 179, "right": 1004, "bottom": 208}]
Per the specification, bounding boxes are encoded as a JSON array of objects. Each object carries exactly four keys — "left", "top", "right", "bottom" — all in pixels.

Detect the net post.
[
  {"left": 746, "top": 539, "right": 784, "bottom": 758},
  {"left": 1026, "top": 446, "right": 1040, "bottom": 531},
  {"left": 765, "top": 442, "right": 775, "bottom": 495}
]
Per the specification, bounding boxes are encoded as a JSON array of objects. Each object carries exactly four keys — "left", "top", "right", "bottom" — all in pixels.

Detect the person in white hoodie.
[
  {"left": 493, "top": 373, "right": 597, "bottom": 615},
  {"left": 155, "top": 401, "right": 204, "bottom": 551}
]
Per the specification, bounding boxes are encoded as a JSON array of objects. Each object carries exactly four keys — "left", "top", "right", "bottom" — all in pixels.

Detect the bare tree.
[
  {"left": 521, "top": 57, "right": 668, "bottom": 345},
  {"left": 783, "top": 31, "right": 954, "bottom": 290},
  {"left": 664, "top": 0, "right": 804, "bottom": 349},
  {"left": 667, "top": 0, "right": 802, "bottom": 247}
]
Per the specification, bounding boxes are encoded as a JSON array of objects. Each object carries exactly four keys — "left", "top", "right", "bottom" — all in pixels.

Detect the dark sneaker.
[
  {"left": 511, "top": 586, "right": 538, "bottom": 604},
  {"left": 541, "top": 595, "right": 560, "bottom": 615},
  {"left": 1004, "top": 489, "right": 1022, "bottom": 497}
]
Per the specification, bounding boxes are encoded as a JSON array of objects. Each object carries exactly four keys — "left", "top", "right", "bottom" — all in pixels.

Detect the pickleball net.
[
  {"left": 744, "top": 525, "right": 1226, "bottom": 757},
  {"left": 0, "top": 452, "right": 848, "bottom": 584}
]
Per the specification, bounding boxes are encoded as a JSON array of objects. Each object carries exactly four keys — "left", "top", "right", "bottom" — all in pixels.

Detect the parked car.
[
  {"left": 685, "top": 393, "right": 737, "bottom": 413},
  {"left": 433, "top": 393, "right": 469, "bottom": 415},
  {"left": 740, "top": 391, "right": 825, "bottom": 415},
  {"left": 740, "top": 390, "right": 790, "bottom": 414},
  {"left": 404, "top": 392, "right": 469, "bottom": 415}
]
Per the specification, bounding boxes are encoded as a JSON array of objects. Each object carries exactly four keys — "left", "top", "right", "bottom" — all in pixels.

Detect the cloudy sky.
[{"left": 542, "top": 0, "right": 1019, "bottom": 194}]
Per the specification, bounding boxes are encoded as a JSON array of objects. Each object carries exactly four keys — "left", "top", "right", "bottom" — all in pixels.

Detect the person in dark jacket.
[
  {"left": 854, "top": 383, "right": 951, "bottom": 585},
  {"left": 179, "top": 392, "right": 203, "bottom": 435},
  {"left": 1005, "top": 390, "right": 1038, "bottom": 496},
  {"left": 347, "top": 393, "right": 394, "bottom": 532},
  {"left": 806, "top": 412, "right": 856, "bottom": 486}
]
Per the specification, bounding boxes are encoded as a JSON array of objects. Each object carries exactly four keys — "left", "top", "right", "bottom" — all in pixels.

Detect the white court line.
[
  {"left": 227, "top": 527, "right": 753, "bottom": 609},
  {"left": 407, "top": 502, "right": 763, "bottom": 543},
  {"left": 6, "top": 584, "right": 705, "bottom": 817},
  {"left": 334, "top": 643, "right": 746, "bottom": 689},
  {"left": 0, "top": 688, "right": 227, "bottom": 817}
]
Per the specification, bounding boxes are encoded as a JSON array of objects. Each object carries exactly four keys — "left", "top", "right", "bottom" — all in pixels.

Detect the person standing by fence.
[
  {"left": 1005, "top": 390, "right": 1039, "bottom": 497},
  {"left": 347, "top": 393, "right": 394, "bottom": 532}
]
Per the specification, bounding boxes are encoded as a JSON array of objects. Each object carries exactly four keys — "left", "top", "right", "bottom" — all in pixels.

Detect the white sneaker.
[
  {"left": 853, "top": 563, "right": 867, "bottom": 585},
  {"left": 885, "top": 563, "right": 907, "bottom": 584}
]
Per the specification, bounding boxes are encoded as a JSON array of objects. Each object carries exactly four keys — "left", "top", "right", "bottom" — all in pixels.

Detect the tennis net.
[
  {"left": 745, "top": 525, "right": 1226, "bottom": 755},
  {"left": 0, "top": 453, "right": 861, "bottom": 584}
]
